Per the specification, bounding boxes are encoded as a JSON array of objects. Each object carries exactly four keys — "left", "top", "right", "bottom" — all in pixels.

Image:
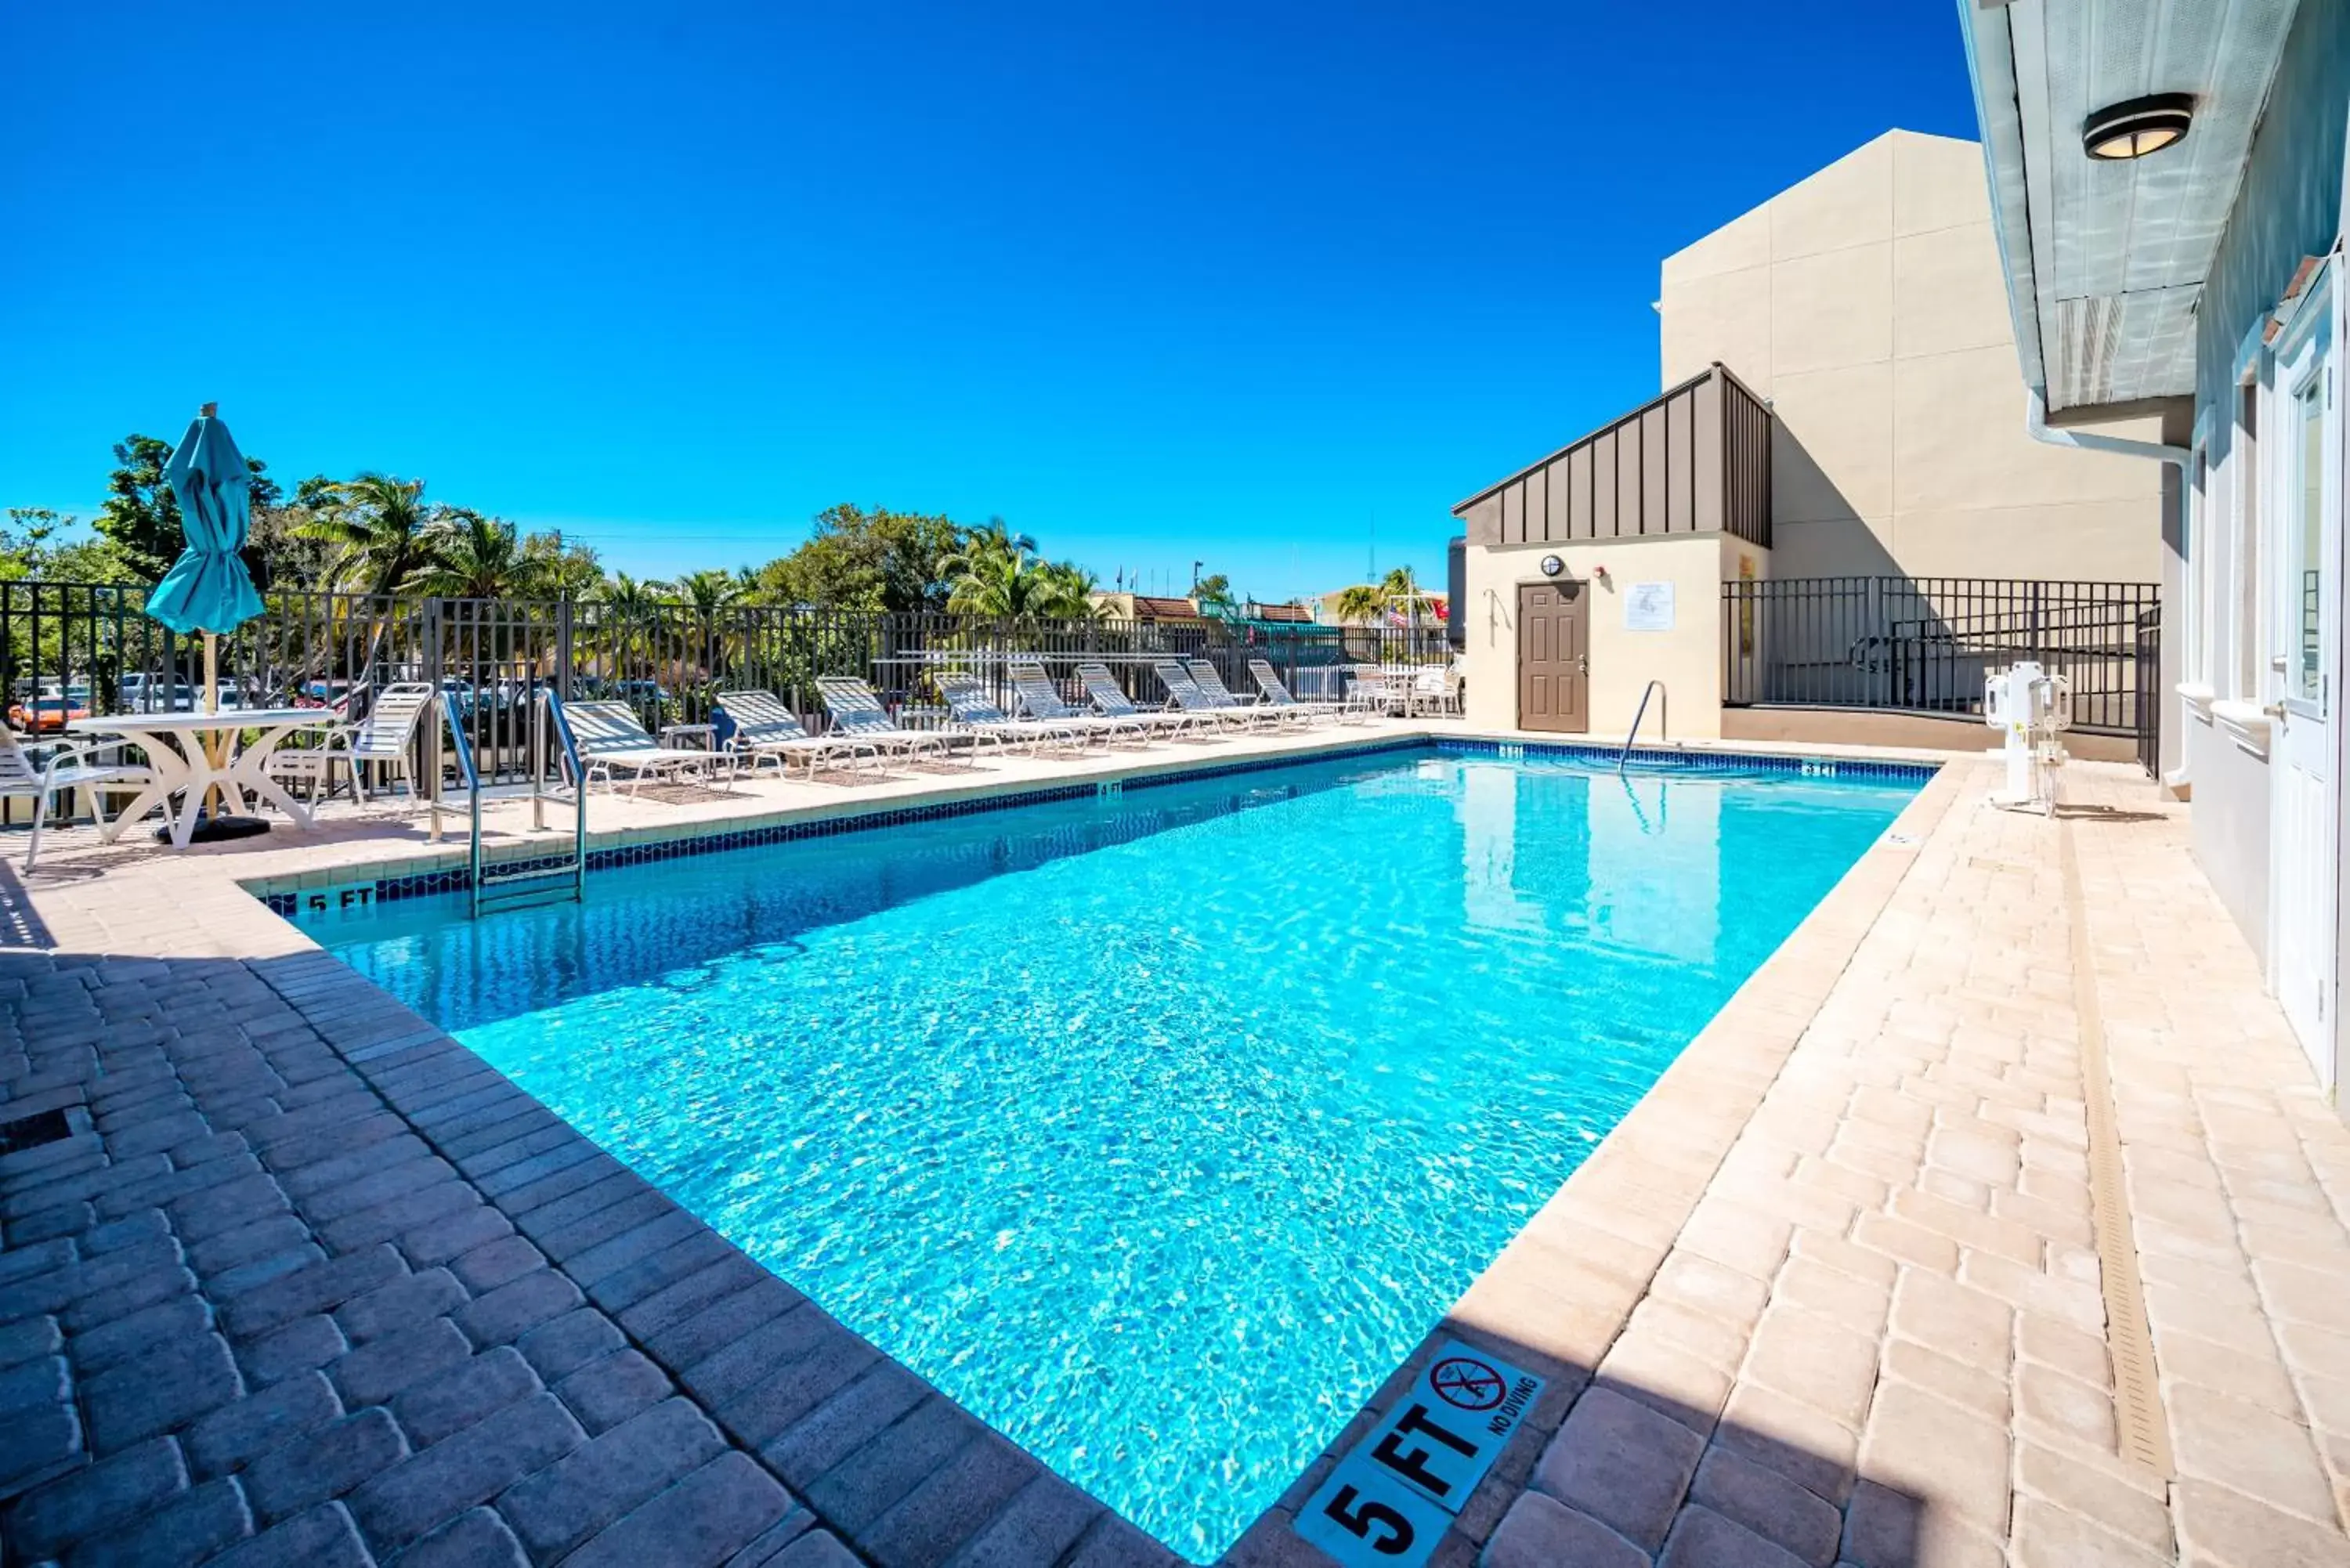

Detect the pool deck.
[{"left": 0, "top": 722, "right": 2343, "bottom": 1567}]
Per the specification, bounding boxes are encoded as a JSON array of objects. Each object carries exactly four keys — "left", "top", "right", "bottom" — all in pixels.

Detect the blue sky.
[{"left": 1, "top": 2, "right": 1976, "bottom": 601}]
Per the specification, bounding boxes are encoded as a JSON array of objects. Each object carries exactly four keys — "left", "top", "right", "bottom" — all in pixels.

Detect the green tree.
[
  {"left": 754, "top": 504, "right": 965, "bottom": 612},
  {"left": 94, "top": 432, "right": 280, "bottom": 580},
  {"left": 1193, "top": 571, "right": 1236, "bottom": 612},
  {"left": 0, "top": 509, "right": 125, "bottom": 583},
  {"left": 1332, "top": 583, "right": 1386, "bottom": 625},
  {"left": 1382, "top": 565, "right": 1423, "bottom": 628},
  {"left": 1036, "top": 561, "right": 1101, "bottom": 619},
  {"left": 411, "top": 510, "right": 539, "bottom": 599},
  {"left": 517, "top": 531, "right": 603, "bottom": 599},
  {"left": 945, "top": 547, "right": 1097, "bottom": 621},
  {"left": 672, "top": 568, "right": 739, "bottom": 616},
  {"left": 301, "top": 474, "right": 436, "bottom": 596}
]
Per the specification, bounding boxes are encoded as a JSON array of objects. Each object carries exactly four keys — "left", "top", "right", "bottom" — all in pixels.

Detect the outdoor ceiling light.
[{"left": 2083, "top": 94, "right": 2194, "bottom": 161}]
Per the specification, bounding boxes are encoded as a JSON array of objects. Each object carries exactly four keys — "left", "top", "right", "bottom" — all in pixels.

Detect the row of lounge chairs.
[{"left": 561, "top": 659, "right": 1376, "bottom": 793}]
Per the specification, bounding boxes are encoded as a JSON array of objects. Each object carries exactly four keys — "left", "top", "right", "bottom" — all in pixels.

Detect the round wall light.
[
  {"left": 1538, "top": 555, "right": 1564, "bottom": 578},
  {"left": 2083, "top": 94, "right": 2194, "bottom": 161}
]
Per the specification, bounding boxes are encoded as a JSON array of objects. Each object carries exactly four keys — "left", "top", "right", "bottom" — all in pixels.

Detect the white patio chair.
[
  {"left": 1408, "top": 666, "right": 1462, "bottom": 717},
  {"left": 273, "top": 683, "right": 439, "bottom": 807},
  {"left": 1347, "top": 664, "right": 1404, "bottom": 718},
  {"left": 0, "top": 730, "right": 174, "bottom": 869}
]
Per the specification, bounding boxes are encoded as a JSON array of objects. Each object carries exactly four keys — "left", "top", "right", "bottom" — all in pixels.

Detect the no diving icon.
[
  {"left": 1294, "top": 1339, "right": 1545, "bottom": 1568},
  {"left": 1430, "top": 1357, "right": 1506, "bottom": 1412}
]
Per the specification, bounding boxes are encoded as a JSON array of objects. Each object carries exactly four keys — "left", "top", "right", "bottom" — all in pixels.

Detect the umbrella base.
[{"left": 158, "top": 815, "right": 272, "bottom": 845}]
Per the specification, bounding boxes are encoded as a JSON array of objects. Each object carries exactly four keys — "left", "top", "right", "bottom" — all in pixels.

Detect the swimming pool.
[{"left": 301, "top": 744, "right": 1920, "bottom": 1559}]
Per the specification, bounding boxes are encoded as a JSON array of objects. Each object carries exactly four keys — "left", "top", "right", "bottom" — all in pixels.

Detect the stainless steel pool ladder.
[
  {"left": 433, "top": 690, "right": 588, "bottom": 917},
  {"left": 1617, "top": 680, "right": 1668, "bottom": 775}
]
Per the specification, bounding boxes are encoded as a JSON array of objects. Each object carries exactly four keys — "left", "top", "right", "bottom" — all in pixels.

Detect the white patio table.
[{"left": 67, "top": 708, "right": 320, "bottom": 849}]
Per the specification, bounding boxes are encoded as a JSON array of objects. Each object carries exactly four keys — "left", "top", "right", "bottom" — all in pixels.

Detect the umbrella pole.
[{"left": 201, "top": 633, "right": 227, "bottom": 818}]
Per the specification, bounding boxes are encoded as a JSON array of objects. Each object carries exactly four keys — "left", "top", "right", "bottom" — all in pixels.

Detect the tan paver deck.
[{"left": 0, "top": 728, "right": 2343, "bottom": 1568}]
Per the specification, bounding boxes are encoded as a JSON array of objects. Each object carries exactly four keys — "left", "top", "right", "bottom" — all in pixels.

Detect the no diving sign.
[{"left": 1294, "top": 1339, "right": 1545, "bottom": 1566}]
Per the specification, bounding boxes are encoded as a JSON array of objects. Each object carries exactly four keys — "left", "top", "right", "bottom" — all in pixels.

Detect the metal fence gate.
[{"left": 1723, "top": 576, "right": 2160, "bottom": 751}]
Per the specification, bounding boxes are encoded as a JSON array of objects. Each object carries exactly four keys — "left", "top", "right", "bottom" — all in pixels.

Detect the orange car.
[{"left": 9, "top": 686, "right": 91, "bottom": 733}]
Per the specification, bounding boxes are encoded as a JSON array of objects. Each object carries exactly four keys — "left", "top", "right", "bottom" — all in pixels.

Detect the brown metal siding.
[
  {"left": 1454, "top": 364, "right": 1773, "bottom": 547},
  {"left": 1719, "top": 367, "right": 1772, "bottom": 549}
]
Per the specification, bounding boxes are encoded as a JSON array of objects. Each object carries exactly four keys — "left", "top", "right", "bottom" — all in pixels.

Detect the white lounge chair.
[
  {"left": 1186, "top": 659, "right": 1309, "bottom": 730},
  {"left": 715, "top": 691, "right": 880, "bottom": 780},
  {"left": 935, "top": 674, "right": 1086, "bottom": 755},
  {"left": 1074, "top": 663, "right": 1212, "bottom": 741},
  {"left": 564, "top": 701, "right": 720, "bottom": 795},
  {"left": 1008, "top": 662, "right": 1151, "bottom": 747},
  {"left": 814, "top": 677, "right": 963, "bottom": 768},
  {"left": 0, "top": 729, "right": 174, "bottom": 869},
  {"left": 1246, "top": 659, "right": 1350, "bottom": 725},
  {"left": 1154, "top": 659, "right": 1271, "bottom": 731}
]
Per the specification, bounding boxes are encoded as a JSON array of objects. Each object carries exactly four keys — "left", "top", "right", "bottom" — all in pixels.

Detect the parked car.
[
  {"left": 295, "top": 680, "right": 360, "bottom": 714},
  {"left": 119, "top": 674, "right": 197, "bottom": 711},
  {"left": 9, "top": 685, "right": 91, "bottom": 733}
]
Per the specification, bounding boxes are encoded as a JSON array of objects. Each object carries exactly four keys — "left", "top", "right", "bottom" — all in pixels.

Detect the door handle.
[{"left": 1578, "top": 656, "right": 1589, "bottom": 676}]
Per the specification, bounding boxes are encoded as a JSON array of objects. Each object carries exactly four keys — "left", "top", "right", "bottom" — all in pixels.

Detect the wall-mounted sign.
[
  {"left": 1624, "top": 581, "right": 1676, "bottom": 631},
  {"left": 1293, "top": 1338, "right": 1546, "bottom": 1567}
]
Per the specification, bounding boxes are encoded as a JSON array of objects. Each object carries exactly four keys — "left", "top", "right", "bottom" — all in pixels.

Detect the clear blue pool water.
[{"left": 303, "top": 747, "right": 1917, "bottom": 1559}]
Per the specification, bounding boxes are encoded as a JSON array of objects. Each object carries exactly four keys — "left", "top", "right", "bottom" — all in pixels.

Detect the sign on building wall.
[{"left": 1624, "top": 581, "right": 1676, "bottom": 631}]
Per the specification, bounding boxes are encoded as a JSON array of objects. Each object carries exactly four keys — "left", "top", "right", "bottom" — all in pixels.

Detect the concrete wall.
[
  {"left": 1658, "top": 129, "right": 2167, "bottom": 582},
  {"left": 1461, "top": 533, "right": 1767, "bottom": 739},
  {"left": 1717, "top": 706, "right": 2137, "bottom": 763},
  {"left": 2183, "top": 711, "right": 2275, "bottom": 961}
]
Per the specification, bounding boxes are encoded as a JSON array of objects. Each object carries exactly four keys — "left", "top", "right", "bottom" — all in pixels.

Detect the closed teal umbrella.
[{"left": 147, "top": 403, "right": 265, "bottom": 713}]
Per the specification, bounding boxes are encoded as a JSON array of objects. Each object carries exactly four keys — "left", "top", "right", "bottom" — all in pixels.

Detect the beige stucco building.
[{"left": 1456, "top": 128, "right": 2173, "bottom": 742}]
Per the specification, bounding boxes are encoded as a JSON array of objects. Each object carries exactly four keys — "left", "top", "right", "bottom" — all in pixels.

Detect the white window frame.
[{"left": 2269, "top": 265, "right": 2337, "bottom": 721}]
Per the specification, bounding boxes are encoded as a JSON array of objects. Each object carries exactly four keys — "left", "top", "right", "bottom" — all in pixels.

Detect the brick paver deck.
[{"left": 0, "top": 732, "right": 2343, "bottom": 1567}]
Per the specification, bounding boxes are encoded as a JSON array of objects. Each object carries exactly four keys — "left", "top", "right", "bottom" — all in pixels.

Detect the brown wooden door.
[{"left": 1517, "top": 581, "right": 1589, "bottom": 732}]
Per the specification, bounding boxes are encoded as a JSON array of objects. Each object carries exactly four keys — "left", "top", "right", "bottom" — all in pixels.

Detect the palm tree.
[
  {"left": 948, "top": 547, "right": 1103, "bottom": 622},
  {"left": 508, "top": 530, "right": 604, "bottom": 600},
  {"left": 961, "top": 517, "right": 1036, "bottom": 560},
  {"left": 945, "top": 547, "right": 1039, "bottom": 618},
  {"left": 410, "top": 511, "right": 537, "bottom": 600},
  {"left": 1333, "top": 583, "right": 1386, "bottom": 626},
  {"left": 301, "top": 474, "right": 435, "bottom": 596},
  {"left": 674, "top": 569, "right": 739, "bottom": 617},
  {"left": 1035, "top": 562, "right": 1101, "bottom": 620},
  {"left": 1382, "top": 565, "right": 1423, "bottom": 630},
  {"left": 586, "top": 572, "right": 665, "bottom": 688}
]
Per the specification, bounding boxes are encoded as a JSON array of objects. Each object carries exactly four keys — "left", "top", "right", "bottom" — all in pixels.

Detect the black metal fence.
[
  {"left": 2135, "top": 603, "right": 2163, "bottom": 775},
  {"left": 0, "top": 581, "right": 1450, "bottom": 782},
  {"left": 1722, "top": 576, "right": 2161, "bottom": 739}
]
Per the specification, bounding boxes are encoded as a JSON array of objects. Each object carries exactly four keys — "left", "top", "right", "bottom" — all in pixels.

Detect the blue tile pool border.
[{"left": 256, "top": 738, "right": 1940, "bottom": 919}]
